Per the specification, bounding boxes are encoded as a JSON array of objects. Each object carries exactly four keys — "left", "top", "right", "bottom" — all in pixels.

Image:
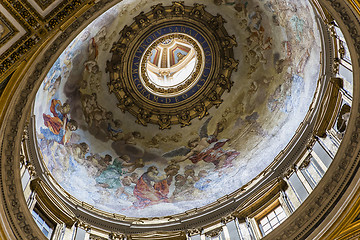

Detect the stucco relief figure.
[
  {"left": 163, "top": 117, "right": 240, "bottom": 168},
  {"left": 40, "top": 99, "right": 78, "bottom": 145}
]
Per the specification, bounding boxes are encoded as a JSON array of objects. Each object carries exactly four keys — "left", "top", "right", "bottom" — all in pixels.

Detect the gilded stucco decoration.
[
  {"left": 107, "top": 2, "right": 238, "bottom": 129},
  {"left": 0, "top": 12, "right": 18, "bottom": 47},
  {"left": 0, "top": 0, "right": 93, "bottom": 77}
]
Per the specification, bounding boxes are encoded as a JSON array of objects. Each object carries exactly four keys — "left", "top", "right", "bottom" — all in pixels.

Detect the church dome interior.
[
  {"left": 0, "top": 0, "right": 359, "bottom": 239},
  {"left": 33, "top": 0, "right": 321, "bottom": 218}
]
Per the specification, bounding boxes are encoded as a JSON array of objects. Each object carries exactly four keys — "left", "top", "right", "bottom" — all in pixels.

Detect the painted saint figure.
[
  {"left": 133, "top": 166, "right": 171, "bottom": 208},
  {"left": 40, "top": 99, "right": 78, "bottom": 145},
  {"left": 95, "top": 155, "right": 124, "bottom": 189}
]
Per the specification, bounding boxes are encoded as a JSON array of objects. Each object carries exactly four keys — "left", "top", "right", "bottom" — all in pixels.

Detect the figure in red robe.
[
  {"left": 133, "top": 166, "right": 170, "bottom": 208},
  {"left": 43, "top": 99, "right": 68, "bottom": 134},
  {"left": 41, "top": 99, "right": 77, "bottom": 145}
]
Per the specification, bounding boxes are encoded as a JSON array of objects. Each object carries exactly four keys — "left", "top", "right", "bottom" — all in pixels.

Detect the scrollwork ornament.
[
  {"left": 222, "top": 214, "right": 235, "bottom": 224},
  {"left": 187, "top": 228, "right": 202, "bottom": 236},
  {"left": 209, "top": 14, "right": 226, "bottom": 30},
  {"left": 117, "top": 94, "right": 134, "bottom": 113},
  {"left": 158, "top": 114, "right": 172, "bottom": 129},
  {"left": 177, "top": 110, "right": 191, "bottom": 127},
  {"left": 110, "top": 42, "right": 126, "bottom": 54},
  {"left": 282, "top": 166, "right": 295, "bottom": 178},
  {"left": 217, "top": 74, "right": 233, "bottom": 92},
  {"left": 26, "top": 164, "right": 36, "bottom": 177},
  {"left": 299, "top": 157, "right": 311, "bottom": 169},
  {"left": 171, "top": 1, "right": 185, "bottom": 16},
  {"left": 205, "top": 227, "right": 223, "bottom": 238},
  {"left": 152, "top": 4, "right": 166, "bottom": 19},
  {"left": 136, "top": 108, "right": 152, "bottom": 126},
  {"left": 106, "top": 60, "right": 120, "bottom": 73},
  {"left": 190, "top": 3, "right": 205, "bottom": 19},
  {"left": 194, "top": 102, "right": 209, "bottom": 119},
  {"left": 76, "top": 219, "right": 91, "bottom": 231},
  {"left": 221, "top": 35, "right": 237, "bottom": 48},
  {"left": 223, "top": 56, "right": 239, "bottom": 72},
  {"left": 120, "top": 25, "right": 135, "bottom": 41},
  {"left": 108, "top": 78, "right": 123, "bottom": 93},
  {"left": 208, "top": 91, "right": 223, "bottom": 107},
  {"left": 109, "top": 232, "right": 125, "bottom": 240},
  {"left": 134, "top": 12, "right": 150, "bottom": 28}
]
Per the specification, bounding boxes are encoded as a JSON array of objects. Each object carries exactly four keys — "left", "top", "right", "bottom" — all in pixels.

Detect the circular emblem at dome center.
[
  {"left": 107, "top": 2, "right": 238, "bottom": 129},
  {"left": 141, "top": 33, "right": 204, "bottom": 97}
]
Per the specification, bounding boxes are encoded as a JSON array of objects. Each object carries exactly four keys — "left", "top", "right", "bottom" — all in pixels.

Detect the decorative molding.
[
  {"left": 186, "top": 228, "right": 201, "bottom": 236},
  {"left": 204, "top": 227, "right": 222, "bottom": 238},
  {"left": 127, "top": 231, "right": 186, "bottom": 240},
  {"left": 30, "top": 178, "right": 77, "bottom": 227}
]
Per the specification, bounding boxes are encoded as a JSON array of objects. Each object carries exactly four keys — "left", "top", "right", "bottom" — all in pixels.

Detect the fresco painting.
[{"left": 34, "top": 0, "right": 321, "bottom": 217}]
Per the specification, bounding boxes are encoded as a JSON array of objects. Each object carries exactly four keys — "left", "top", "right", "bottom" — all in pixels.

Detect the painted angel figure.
[{"left": 163, "top": 117, "right": 240, "bottom": 168}]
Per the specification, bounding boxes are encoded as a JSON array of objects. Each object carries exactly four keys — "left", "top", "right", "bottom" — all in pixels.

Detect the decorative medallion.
[{"left": 107, "top": 2, "right": 238, "bottom": 129}]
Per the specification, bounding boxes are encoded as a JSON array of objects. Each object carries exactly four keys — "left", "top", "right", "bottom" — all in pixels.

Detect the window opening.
[
  {"left": 311, "top": 156, "right": 325, "bottom": 176},
  {"left": 258, "top": 205, "right": 287, "bottom": 236},
  {"left": 32, "top": 207, "right": 54, "bottom": 239},
  {"left": 301, "top": 158, "right": 325, "bottom": 191},
  {"left": 288, "top": 172, "right": 309, "bottom": 203},
  {"left": 21, "top": 169, "right": 31, "bottom": 191},
  {"left": 313, "top": 141, "right": 333, "bottom": 167}
]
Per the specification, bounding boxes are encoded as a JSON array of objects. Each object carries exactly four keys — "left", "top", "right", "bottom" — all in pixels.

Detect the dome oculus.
[
  {"left": 107, "top": 2, "right": 238, "bottom": 129},
  {"left": 141, "top": 33, "right": 204, "bottom": 97},
  {"left": 136, "top": 28, "right": 209, "bottom": 101}
]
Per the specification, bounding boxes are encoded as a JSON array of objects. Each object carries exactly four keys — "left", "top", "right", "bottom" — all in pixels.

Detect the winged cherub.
[{"left": 163, "top": 117, "right": 239, "bottom": 168}]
